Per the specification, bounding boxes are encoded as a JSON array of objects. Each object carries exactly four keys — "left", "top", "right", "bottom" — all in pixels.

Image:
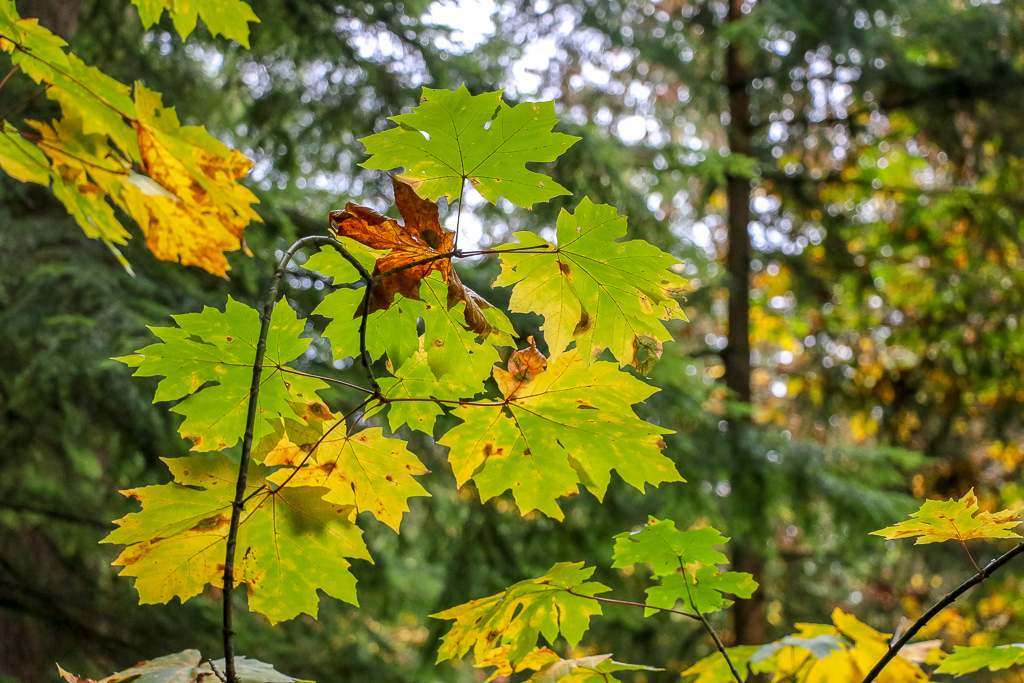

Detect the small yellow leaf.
[{"left": 871, "top": 489, "right": 1022, "bottom": 545}]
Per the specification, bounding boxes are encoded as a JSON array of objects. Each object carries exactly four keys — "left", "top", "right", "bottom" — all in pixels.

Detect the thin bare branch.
[
  {"left": 860, "top": 540, "right": 1024, "bottom": 683},
  {"left": 564, "top": 588, "right": 699, "bottom": 620},
  {"left": 222, "top": 234, "right": 367, "bottom": 683},
  {"left": 277, "top": 366, "right": 374, "bottom": 394},
  {"left": 0, "top": 65, "right": 20, "bottom": 93},
  {"left": 680, "top": 560, "right": 743, "bottom": 683}
]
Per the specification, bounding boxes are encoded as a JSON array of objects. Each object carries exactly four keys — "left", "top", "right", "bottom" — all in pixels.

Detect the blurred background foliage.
[{"left": 3, "top": 0, "right": 1024, "bottom": 681}]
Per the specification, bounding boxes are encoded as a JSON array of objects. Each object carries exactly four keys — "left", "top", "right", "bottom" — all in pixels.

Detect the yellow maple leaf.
[
  {"left": 129, "top": 85, "right": 261, "bottom": 276},
  {"left": 476, "top": 646, "right": 561, "bottom": 681},
  {"left": 871, "top": 489, "right": 1022, "bottom": 545}
]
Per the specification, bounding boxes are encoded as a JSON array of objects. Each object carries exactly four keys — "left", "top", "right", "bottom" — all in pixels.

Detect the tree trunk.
[
  {"left": 723, "top": 0, "right": 767, "bottom": 650},
  {"left": 15, "top": 0, "right": 84, "bottom": 38}
]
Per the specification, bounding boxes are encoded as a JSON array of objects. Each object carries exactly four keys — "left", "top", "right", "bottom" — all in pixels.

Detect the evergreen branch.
[
  {"left": 860, "top": 540, "right": 1024, "bottom": 683},
  {"left": 0, "top": 500, "right": 108, "bottom": 528}
]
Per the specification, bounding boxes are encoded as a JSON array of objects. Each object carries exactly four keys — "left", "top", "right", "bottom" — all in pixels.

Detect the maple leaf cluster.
[{"left": 0, "top": 0, "right": 260, "bottom": 275}]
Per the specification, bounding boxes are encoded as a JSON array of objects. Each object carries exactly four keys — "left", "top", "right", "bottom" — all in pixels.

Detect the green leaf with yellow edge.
[
  {"left": 58, "top": 649, "right": 306, "bottom": 683},
  {"left": 253, "top": 417, "right": 429, "bottom": 532},
  {"left": 494, "top": 199, "right": 687, "bottom": 368},
  {"left": 0, "top": 123, "right": 50, "bottom": 183},
  {"left": 131, "top": 0, "right": 260, "bottom": 47},
  {"left": 116, "top": 296, "right": 328, "bottom": 452},
  {"left": 0, "top": 5, "right": 140, "bottom": 158},
  {"left": 129, "top": 83, "right": 261, "bottom": 276},
  {"left": 934, "top": 644, "right": 1024, "bottom": 675},
  {"left": 102, "top": 454, "right": 370, "bottom": 623},
  {"left": 682, "top": 646, "right": 759, "bottom": 683},
  {"left": 360, "top": 85, "right": 578, "bottom": 208},
  {"left": 611, "top": 517, "right": 728, "bottom": 577},
  {"left": 433, "top": 562, "right": 609, "bottom": 666},
  {"left": 439, "top": 348, "right": 679, "bottom": 520},
  {"left": 379, "top": 346, "right": 446, "bottom": 434},
  {"left": 871, "top": 488, "right": 1022, "bottom": 545}
]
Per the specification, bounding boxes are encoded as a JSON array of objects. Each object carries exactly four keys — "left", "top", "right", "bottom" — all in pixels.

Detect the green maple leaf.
[
  {"left": 682, "top": 646, "right": 759, "bottom": 683},
  {"left": 420, "top": 275, "right": 509, "bottom": 378},
  {"left": 253, "top": 417, "right": 430, "bottom": 532},
  {"left": 360, "top": 86, "right": 579, "bottom": 208},
  {"left": 611, "top": 518, "right": 728, "bottom": 577},
  {"left": 494, "top": 199, "right": 688, "bottom": 368},
  {"left": 378, "top": 347, "right": 447, "bottom": 434},
  {"left": 311, "top": 255, "right": 513, "bottom": 378},
  {"left": 58, "top": 649, "right": 305, "bottom": 683},
  {"left": 132, "top": 0, "right": 261, "bottom": 47},
  {"left": 438, "top": 350, "right": 680, "bottom": 520},
  {"left": 645, "top": 568, "right": 757, "bottom": 616},
  {"left": 116, "top": 296, "right": 328, "bottom": 451},
  {"left": 103, "top": 454, "right": 370, "bottom": 623},
  {"left": 871, "top": 488, "right": 1022, "bottom": 545},
  {"left": 934, "top": 644, "right": 1024, "bottom": 675},
  {"left": 377, "top": 342, "right": 487, "bottom": 435},
  {"left": 433, "top": 562, "right": 609, "bottom": 666},
  {"left": 315, "top": 285, "right": 424, "bottom": 367}
]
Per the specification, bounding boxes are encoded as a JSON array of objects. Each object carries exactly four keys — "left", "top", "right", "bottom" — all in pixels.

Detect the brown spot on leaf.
[
  {"left": 225, "top": 336, "right": 233, "bottom": 342},
  {"left": 573, "top": 309, "right": 592, "bottom": 337},
  {"left": 558, "top": 260, "right": 571, "bottom": 278},
  {"left": 631, "top": 335, "right": 663, "bottom": 376},
  {"left": 190, "top": 513, "right": 229, "bottom": 532}
]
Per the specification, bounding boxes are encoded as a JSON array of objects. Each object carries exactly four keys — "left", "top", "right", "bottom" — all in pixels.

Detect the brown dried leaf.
[
  {"left": 494, "top": 336, "right": 547, "bottom": 399},
  {"left": 330, "top": 176, "right": 455, "bottom": 311}
]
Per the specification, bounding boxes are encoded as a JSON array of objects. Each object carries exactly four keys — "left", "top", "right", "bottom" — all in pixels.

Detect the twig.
[
  {"left": 221, "top": 234, "right": 366, "bottom": 683},
  {"left": 277, "top": 366, "right": 374, "bottom": 394},
  {"left": 206, "top": 658, "right": 227, "bottom": 683},
  {"left": 0, "top": 64, "right": 20, "bottom": 93},
  {"left": 453, "top": 177, "right": 467, "bottom": 252},
  {"left": 265, "top": 397, "right": 371, "bottom": 493},
  {"left": 681, "top": 561, "right": 743, "bottom": 683},
  {"left": 383, "top": 396, "right": 509, "bottom": 407},
  {"left": 357, "top": 278, "right": 379, "bottom": 396},
  {"left": 460, "top": 246, "right": 555, "bottom": 256},
  {"left": 0, "top": 33, "right": 137, "bottom": 122},
  {"left": 860, "top": 540, "right": 1024, "bottom": 683},
  {"left": 564, "top": 588, "right": 699, "bottom": 620},
  {"left": 377, "top": 250, "right": 458, "bottom": 279}
]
